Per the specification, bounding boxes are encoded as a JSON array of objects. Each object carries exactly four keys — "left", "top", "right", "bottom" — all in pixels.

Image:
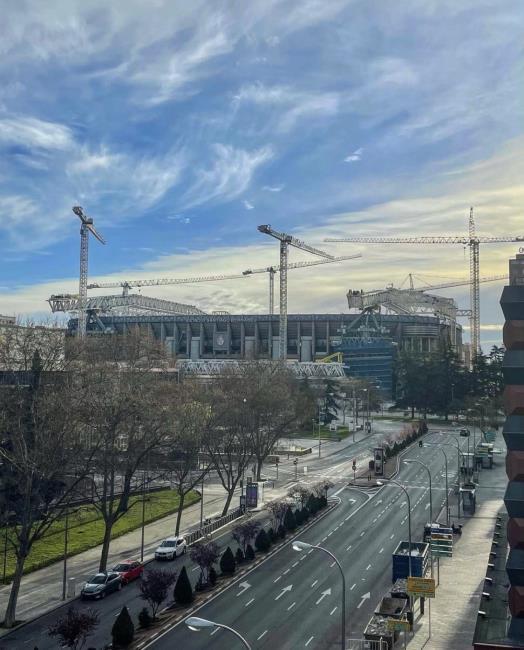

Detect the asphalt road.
[
  {"left": 1, "top": 427, "right": 464, "bottom": 649},
  {"left": 144, "top": 431, "right": 464, "bottom": 650}
]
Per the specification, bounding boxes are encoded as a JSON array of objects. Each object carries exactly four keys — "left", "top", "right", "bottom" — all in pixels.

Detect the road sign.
[
  {"left": 246, "top": 482, "right": 258, "bottom": 508},
  {"left": 430, "top": 529, "right": 453, "bottom": 558},
  {"left": 485, "top": 431, "right": 496, "bottom": 442},
  {"left": 387, "top": 618, "right": 411, "bottom": 632},
  {"left": 407, "top": 576, "right": 435, "bottom": 598}
]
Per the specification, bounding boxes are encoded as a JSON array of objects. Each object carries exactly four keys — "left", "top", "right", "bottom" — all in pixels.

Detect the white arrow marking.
[
  {"left": 400, "top": 501, "right": 407, "bottom": 508},
  {"left": 425, "top": 503, "right": 430, "bottom": 510},
  {"left": 275, "top": 584, "right": 293, "bottom": 601},
  {"left": 357, "top": 592, "right": 371, "bottom": 609},
  {"left": 375, "top": 499, "right": 383, "bottom": 506},
  {"left": 237, "top": 581, "right": 251, "bottom": 597},
  {"left": 349, "top": 498, "right": 356, "bottom": 504},
  {"left": 315, "top": 588, "right": 332, "bottom": 605}
]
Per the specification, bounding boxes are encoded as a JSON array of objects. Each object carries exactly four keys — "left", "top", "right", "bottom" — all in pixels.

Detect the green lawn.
[
  {"left": 1, "top": 489, "right": 199, "bottom": 581},
  {"left": 288, "top": 425, "right": 352, "bottom": 440}
]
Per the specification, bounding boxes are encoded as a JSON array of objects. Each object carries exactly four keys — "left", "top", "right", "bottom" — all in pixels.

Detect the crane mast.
[
  {"left": 326, "top": 208, "right": 524, "bottom": 356},
  {"left": 258, "top": 225, "right": 334, "bottom": 359}
]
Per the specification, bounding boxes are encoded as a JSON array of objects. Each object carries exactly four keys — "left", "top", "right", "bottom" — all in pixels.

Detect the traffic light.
[
  {"left": 352, "top": 459, "right": 356, "bottom": 471},
  {"left": 293, "top": 458, "right": 298, "bottom": 465},
  {"left": 419, "top": 440, "right": 423, "bottom": 448}
]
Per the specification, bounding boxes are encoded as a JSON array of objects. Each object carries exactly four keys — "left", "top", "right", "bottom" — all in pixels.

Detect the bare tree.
[
  {"left": 164, "top": 382, "right": 210, "bottom": 535},
  {"left": 48, "top": 606, "right": 99, "bottom": 650},
  {"left": 232, "top": 519, "right": 261, "bottom": 554},
  {"left": 265, "top": 499, "right": 290, "bottom": 530},
  {"left": 189, "top": 541, "right": 219, "bottom": 585},
  {"left": 203, "top": 374, "right": 254, "bottom": 516},
  {"left": 139, "top": 568, "right": 177, "bottom": 620}
]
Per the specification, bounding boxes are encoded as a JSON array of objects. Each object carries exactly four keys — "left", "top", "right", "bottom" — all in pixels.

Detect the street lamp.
[
  {"left": 377, "top": 479, "right": 413, "bottom": 576},
  {"left": 292, "top": 541, "right": 346, "bottom": 650},
  {"left": 404, "top": 459, "right": 432, "bottom": 524},
  {"left": 422, "top": 443, "right": 450, "bottom": 526},
  {"left": 185, "top": 617, "right": 252, "bottom": 649}
]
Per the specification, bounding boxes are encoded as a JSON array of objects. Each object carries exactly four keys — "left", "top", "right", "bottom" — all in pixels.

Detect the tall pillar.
[{"left": 502, "top": 252, "right": 524, "bottom": 642}]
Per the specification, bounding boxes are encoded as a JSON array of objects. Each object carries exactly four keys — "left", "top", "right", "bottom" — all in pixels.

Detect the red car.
[{"left": 111, "top": 559, "right": 143, "bottom": 585}]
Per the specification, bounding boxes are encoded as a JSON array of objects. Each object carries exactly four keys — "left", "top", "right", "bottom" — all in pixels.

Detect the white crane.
[
  {"left": 87, "top": 273, "right": 247, "bottom": 296},
  {"left": 326, "top": 207, "right": 524, "bottom": 355},
  {"left": 257, "top": 225, "right": 334, "bottom": 359},
  {"left": 242, "top": 254, "right": 362, "bottom": 315},
  {"left": 73, "top": 206, "right": 105, "bottom": 338}
]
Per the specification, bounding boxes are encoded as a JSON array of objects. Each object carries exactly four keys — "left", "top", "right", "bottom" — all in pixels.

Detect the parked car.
[
  {"left": 81, "top": 572, "right": 122, "bottom": 599},
  {"left": 154, "top": 536, "right": 187, "bottom": 560},
  {"left": 111, "top": 559, "right": 143, "bottom": 584}
]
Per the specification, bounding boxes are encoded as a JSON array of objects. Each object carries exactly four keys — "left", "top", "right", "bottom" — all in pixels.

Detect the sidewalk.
[{"left": 406, "top": 446, "right": 507, "bottom": 650}]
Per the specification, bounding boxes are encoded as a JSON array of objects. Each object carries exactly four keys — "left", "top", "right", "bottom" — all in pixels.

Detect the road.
[
  {"left": 1, "top": 427, "right": 464, "bottom": 649},
  {"left": 146, "top": 430, "right": 464, "bottom": 650}
]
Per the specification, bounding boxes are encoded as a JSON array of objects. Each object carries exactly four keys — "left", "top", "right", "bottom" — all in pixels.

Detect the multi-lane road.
[{"left": 1, "top": 427, "right": 465, "bottom": 649}]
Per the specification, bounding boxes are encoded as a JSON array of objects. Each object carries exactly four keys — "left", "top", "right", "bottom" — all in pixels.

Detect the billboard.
[
  {"left": 246, "top": 482, "right": 258, "bottom": 508},
  {"left": 374, "top": 447, "right": 385, "bottom": 476}
]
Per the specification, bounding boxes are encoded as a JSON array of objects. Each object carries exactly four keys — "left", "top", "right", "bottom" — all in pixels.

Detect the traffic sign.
[
  {"left": 387, "top": 618, "right": 411, "bottom": 632},
  {"left": 430, "top": 529, "right": 453, "bottom": 558},
  {"left": 485, "top": 431, "right": 496, "bottom": 442},
  {"left": 407, "top": 576, "right": 436, "bottom": 598}
]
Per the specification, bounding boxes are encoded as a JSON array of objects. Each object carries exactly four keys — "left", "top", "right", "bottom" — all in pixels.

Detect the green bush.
[
  {"left": 138, "top": 607, "right": 152, "bottom": 629},
  {"left": 220, "top": 546, "right": 236, "bottom": 575},
  {"left": 245, "top": 544, "right": 255, "bottom": 561},
  {"left": 255, "top": 529, "right": 270, "bottom": 552},
  {"left": 268, "top": 527, "right": 276, "bottom": 543},
  {"left": 301, "top": 507, "right": 310, "bottom": 522},
  {"left": 284, "top": 508, "right": 296, "bottom": 532},
  {"left": 112, "top": 606, "right": 134, "bottom": 647},
  {"left": 173, "top": 566, "right": 193, "bottom": 606},
  {"left": 235, "top": 548, "right": 244, "bottom": 564},
  {"left": 306, "top": 494, "right": 317, "bottom": 515},
  {"left": 209, "top": 566, "right": 217, "bottom": 586},
  {"left": 295, "top": 509, "right": 303, "bottom": 526},
  {"left": 277, "top": 524, "right": 286, "bottom": 539}
]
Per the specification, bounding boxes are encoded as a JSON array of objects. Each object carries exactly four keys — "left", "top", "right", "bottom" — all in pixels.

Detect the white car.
[{"left": 154, "top": 536, "right": 187, "bottom": 560}]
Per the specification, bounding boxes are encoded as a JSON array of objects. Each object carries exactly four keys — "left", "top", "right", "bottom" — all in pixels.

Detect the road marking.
[
  {"left": 332, "top": 486, "right": 346, "bottom": 496},
  {"left": 305, "top": 636, "right": 314, "bottom": 647},
  {"left": 275, "top": 584, "right": 293, "bottom": 600},
  {"left": 210, "top": 628, "right": 219, "bottom": 636},
  {"left": 327, "top": 531, "right": 333, "bottom": 537},
  {"left": 379, "top": 547, "right": 384, "bottom": 554},
  {"left": 274, "top": 576, "right": 281, "bottom": 583},
  {"left": 237, "top": 581, "right": 251, "bottom": 596},
  {"left": 322, "top": 536, "right": 328, "bottom": 542},
  {"left": 287, "top": 601, "right": 296, "bottom": 611},
  {"left": 292, "top": 561, "right": 299, "bottom": 568},
  {"left": 330, "top": 606, "right": 338, "bottom": 616},
  {"left": 346, "top": 545, "right": 352, "bottom": 551},
  {"left": 257, "top": 630, "right": 268, "bottom": 641},
  {"left": 366, "top": 564, "right": 372, "bottom": 570},
  {"left": 358, "top": 592, "right": 371, "bottom": 609},
  {"left": 191, "top": 566, "right": 200, "bottom": 572},
  {"left": 283, "top": 568, "right": 290, "bottom": 575},
  {"left": 360, "top": 531, "right": 365, "bottom": 537},
  {"left": 372, "top": 517, "right": 378, "bottom": 523},
  {"left": 390, "top": 533, "right": 395, "bottom": 539},
  {"left": 315, "top": 588, "right": 331, "bottom": 605},
  {"left": 425, "top": 503, "right": 430, "bottom": 510},
  {"left": 245, "top": 598, "right": 254, "bottom": 607},
  {"left": 330, "top": 561, "right": 336, "bottom": 568},
  {"left": 350, "top": 583, "right": 356, "bottom": 590},
  {"left": 307, "top": 549, "right": 314, "bottom": 555},
  {"left": 311, "top": 579, "right": 318, "bottom": 588}
]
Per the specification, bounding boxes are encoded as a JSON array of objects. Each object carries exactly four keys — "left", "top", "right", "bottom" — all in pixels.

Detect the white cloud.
[
  {"left": 263, "top": 185, "right": 284, "bottom": 192},
  {"left": 0, "top": 115, "right": 74, "bottom": 151},
  {"left": 0, "top": 195, "right": 38, "bottom": 227},
  {"left": 344, "top": 147, "right": 363, "bottom": 162},
  {"left": 243, "top": 200, "right": 254, "bottom": 210},
  {"left": 183, "top": 143, "right": 273, "bottom": 208},
  {"left": 233, "top": 82, "right": 339, "bottom": 132}
]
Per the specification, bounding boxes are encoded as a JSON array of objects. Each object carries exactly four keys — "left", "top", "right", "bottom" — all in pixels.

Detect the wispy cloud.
[
  {"left": 233, "top": 82, "right": 339, "bottom": 132},
  {"left": 263, "top": 185, "right": 284, "bottom": 192},
  {"left": 243, "top": 200, "right": 254, "bottom": 210},
  {"left": 344, "top": 147, "right": 363, "bottom": 162},
  {"left": 183, "top": 143, "right": 273, "bottom": 208},
  {"left": 0, "top": 115, "right": 74, "bottom": 151}
]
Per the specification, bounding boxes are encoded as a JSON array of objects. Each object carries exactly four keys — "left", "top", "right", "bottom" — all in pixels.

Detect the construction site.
[{"left": 45, "top": 206, "right": 519, "bottom": 395}]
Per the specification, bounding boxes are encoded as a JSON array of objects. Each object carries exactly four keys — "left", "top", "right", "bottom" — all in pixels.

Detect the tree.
[
  {"left": 203, "top": 374, "right": 254, "bottom": 515},
  {"left": 232, "top": 519, "right": 261, "bottom": 554},
  {"left": 235, "top": 548, "right": 244, "bottom": 564},
  {"left": 287, "top": 484, "right": 312, "bottom": 508},
  {"left": 255, "top": 528, "right": 270, "bottom": 552},
  {"left": 164, "top": 382, "right": 210, "bottom": 535},
  {"left": 220, "top": 546, "right": 236, "bottom": 574},
  {"left": 139, "top": 569, "right": 177, "bottom": 620},
  {"left": 48, "top": 606, "right": 99, "bottom": 650},
  {"left": 138, "top": 607, "right": 152, "bottom": 629},
  {"left": 173, "top": 566, "right": 193, "bottom": 606},
  {"left": 0, "top": 344, "right": 95, "bottom": 628},
  {"left": 245, "top": 544, "right": 255, "bottom": 561},
  {"left": 112, "top": 606, "right": 134, "bottom": 647},
  {"left": 284, "top": 507, "right": 296, "bottom": 531},
  {"left": 209, "top": 566, "right": 218, "bottom": 585},
  {"left": 189, "top": 541, "right": 219, "bottom": 585},
  {"left": 265, "top": 499, "right": 290, "bottom": 530}
]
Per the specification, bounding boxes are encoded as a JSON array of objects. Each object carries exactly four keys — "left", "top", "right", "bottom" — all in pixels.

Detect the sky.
[{"left": 0, "top": 0, "right": 523, "bottom": 349}]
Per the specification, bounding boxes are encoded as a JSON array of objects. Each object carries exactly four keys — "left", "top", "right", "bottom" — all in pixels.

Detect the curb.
[{"left": 133, "top": 499, "right": 340, "bottom": 649}]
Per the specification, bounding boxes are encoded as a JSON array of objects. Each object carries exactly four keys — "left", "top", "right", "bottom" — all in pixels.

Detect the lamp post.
[
  {"left": 292, "top": 541, "right": 346, "bottom": 650},
  {"left": 185, "top": 616, "right": 251, "bottom": 649},
  {"left": 404, "top": 459, "right": 432, "bottom": 524},
  {"left": 422, "top": 443, "right": 450, "bottom": 526},
  {"left": 434, "top": 434, "right": 467, "bottom": 518},
  {"left": 377, "top": 479, "right": 413, "bottom": 576}
]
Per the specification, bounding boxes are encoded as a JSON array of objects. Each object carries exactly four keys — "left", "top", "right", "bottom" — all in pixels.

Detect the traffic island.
[{"left": 131, "top": 498, "right": 339, "bottom": 649}]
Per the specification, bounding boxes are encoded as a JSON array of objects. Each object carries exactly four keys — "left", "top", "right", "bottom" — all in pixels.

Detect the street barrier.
[{"left": 185, "top": 506, "right": 244, "bottom": 545}]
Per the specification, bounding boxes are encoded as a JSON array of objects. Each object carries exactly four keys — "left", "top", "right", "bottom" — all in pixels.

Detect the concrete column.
[
  {"left": 240, "top": 322, "right": 245, "bottom": 358},
  {"left": 312, "top": 319, "right": 316, "bottom": 360},
  {"left": 186, "top": 323, "right": 191, "bottom": 357},
  {"left": 199, "top": 323, "right": 204, "bottom": 356}
]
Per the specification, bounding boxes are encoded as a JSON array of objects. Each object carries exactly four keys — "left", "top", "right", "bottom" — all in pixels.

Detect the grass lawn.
[
  {"left": 1, "top": 488, "right": 200, "bottom": 581},
  {"left": 287, "top": 425, "right": 352, "bottom": 440}
]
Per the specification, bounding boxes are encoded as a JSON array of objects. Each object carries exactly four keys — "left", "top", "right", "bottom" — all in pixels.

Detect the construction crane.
[
  {"left": 242, "top": 254, "right": 362, "bottom": 314},
  {"left": 73, "top": 206, "right": 105, "bottom": 338},
  {"left": 326, "top": 207, "right": 524, "bottom": 355},
  {"left": 87, "top": 273, "right": 247, "bottom": 296},
  {"left": 257, "top": 225, "right": 334, "bottom": 360}
]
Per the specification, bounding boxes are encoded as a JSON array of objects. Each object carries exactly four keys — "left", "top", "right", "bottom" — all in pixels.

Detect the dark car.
[
  {"left": 112, "top": 559, "right": 143, "bottom": 585},
  {"left": 81, "top": 572, "right": 122, "bottom": 599},
  {"left": 459, "top": 428, "right": 470, "bottom": 437}
]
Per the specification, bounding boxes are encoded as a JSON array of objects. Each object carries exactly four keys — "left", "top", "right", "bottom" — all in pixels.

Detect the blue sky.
[{"left": 0, "top": 0, "right": 523, "bottom": 348}]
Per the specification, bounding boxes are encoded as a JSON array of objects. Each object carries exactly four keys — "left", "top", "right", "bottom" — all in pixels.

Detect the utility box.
[{"left": 392, "top": 541, "right": 429, "bottom": 582}]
